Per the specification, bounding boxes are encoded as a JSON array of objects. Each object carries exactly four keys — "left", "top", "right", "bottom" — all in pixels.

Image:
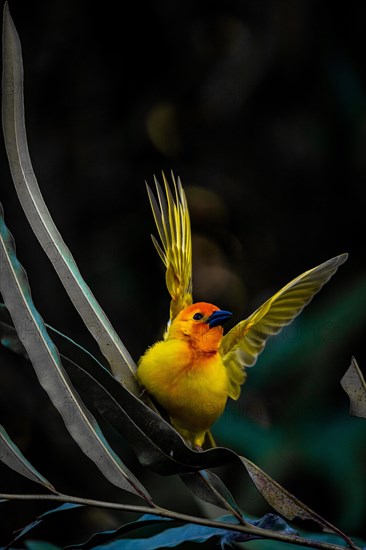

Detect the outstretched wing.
[
  {"left": 146, "top": 172, "right": 193, "bottom": 334},
  {"left": 220, "top": 253, "right": 348, "bottom": 400}
]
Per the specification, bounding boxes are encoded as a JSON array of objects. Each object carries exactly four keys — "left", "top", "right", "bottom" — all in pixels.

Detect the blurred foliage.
[{"left": 0, "top": 0, "right": 365, "bottom": 547}]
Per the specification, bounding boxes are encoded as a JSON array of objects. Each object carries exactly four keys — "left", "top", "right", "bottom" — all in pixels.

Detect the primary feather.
[
  {"left": 220, "top": 253, "right": 348, "bottom": 400},
  {"left": 138, "top": 173, "right": 348, "bottom": 447}
]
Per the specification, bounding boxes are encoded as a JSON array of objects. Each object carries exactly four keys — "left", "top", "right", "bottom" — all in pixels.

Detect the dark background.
[{"left": 0, "top": 1, "right": 365, "bottom": 547}]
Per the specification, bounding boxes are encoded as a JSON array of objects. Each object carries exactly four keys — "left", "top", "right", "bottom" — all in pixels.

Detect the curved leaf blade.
[
  {"left": 0, "top": 203, "right": 151, "bottom": 503},
  {"left": 56, "top": 346, "right": 238, "bottom": 474},
  {"left": 240, "top": 456, "right": 355, "bottom": 547},
  {"left": 8, "top": 503, "right": 82, "bottom": 548},
  {"left": 66, "top": 514, "right": 173, "bottom": 550},
  {"left": 341, "top": 357, "right": 366, "bottom": 418},
  {"left": 0, "top": 424, "right": 55, "bottom": 492},
  {"left": 1, "top": 3, "right": 139, "bottom": 394}
]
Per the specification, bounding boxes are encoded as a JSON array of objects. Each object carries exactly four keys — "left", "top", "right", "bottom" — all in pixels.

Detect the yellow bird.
[{"left": 137, "top": 173, "right": 348, "bottom": 448}]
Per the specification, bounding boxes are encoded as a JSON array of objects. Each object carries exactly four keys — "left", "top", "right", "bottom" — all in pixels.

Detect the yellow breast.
[{"left": 137, "top": 338, "right": 229, "bottom": 444}]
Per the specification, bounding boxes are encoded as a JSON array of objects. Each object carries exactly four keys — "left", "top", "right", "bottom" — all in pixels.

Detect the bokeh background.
[{"left": 0, "top": 0, "right": 365, "bottom": 547}]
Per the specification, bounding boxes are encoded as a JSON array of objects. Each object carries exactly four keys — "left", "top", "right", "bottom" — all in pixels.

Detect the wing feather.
[
  {"left": 220, "top": 253, "right": 348, "bottom": 399},
  {"left": 146, "top": 172, "right": 193, "bottom": 332}
]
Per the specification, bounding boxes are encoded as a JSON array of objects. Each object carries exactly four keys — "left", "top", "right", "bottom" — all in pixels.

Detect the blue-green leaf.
[
  {"left": 25, "top": 541, "right": 62, "bottom": 550},
  {"left": 0, "top": 423, "right": 55, "bottom": 492},
  {"left": 67, "top": 513, "right": 297, "bottom": 550},
  {"left": 99, "top": 522, "right": 240, "bottom": 549},
  {"left": 68, "top": 514, "right": 241, "bottom": 550}
]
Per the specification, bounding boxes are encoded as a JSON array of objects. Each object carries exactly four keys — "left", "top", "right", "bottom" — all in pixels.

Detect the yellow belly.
[{"left": 137, "top": 339, "right": 229, "bottom": 446}]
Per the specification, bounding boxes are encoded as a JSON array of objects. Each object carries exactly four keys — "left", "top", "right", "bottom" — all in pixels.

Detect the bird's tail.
[{"left": 146, "top": 172, "right": 193, "bottom": 333}]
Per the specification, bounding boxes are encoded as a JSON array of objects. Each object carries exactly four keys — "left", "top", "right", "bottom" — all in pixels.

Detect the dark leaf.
[
  {"left": 0, "top": 424, "right": 55, "bottom": 492},
  {"left": 61, "top": 351, "right": 238, "bottom": 473},
  {"left": 66, "top": 514, "right": 173, "bottom": 550},
  {"left": 252, "top": 513, "right": 298, "bottom": 534},
  {"left": 0, "top": 306, "right": 236, "bottom": 476},
  {"left": 0, "top": 318, "right": 28, "bottom": 357},
  {"left": 0, "top": 203, "right": 151, "bottom": 503},
  {"left": 341, "top": 357, "right": 366, "bottom": 418},
  {"left": 8, "top": 503, "right": 82, "bottom": 548},
  {"left": 0, "top": 303, "right": 28, "bottom": 358},
  {"left": 179, "top": 470, "right": 242, "bottom": 519}
]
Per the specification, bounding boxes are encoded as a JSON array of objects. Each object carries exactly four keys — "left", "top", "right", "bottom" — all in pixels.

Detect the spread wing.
[
  {"left": 220, "top": 253, "right": 348, "bottom": 400},
  {"left": 146, "top": 172, "right": 193, "bottom": 335}
]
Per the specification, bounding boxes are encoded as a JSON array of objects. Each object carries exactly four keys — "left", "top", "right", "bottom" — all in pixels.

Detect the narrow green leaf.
[
  {"left": 1, "top": 3, "right": 139, "bottom": 394},
  {"left": 57, "top": 347, "right": 238, "bottom": 474},
  {"left": 0, "top": 203, "right": 151, "bottom": 503},
  {"left": 0, "top": 424, "right": 55, "bottom": 492},
  {"left": 340, "top": 357, "right": 366, "bottom": 418}
]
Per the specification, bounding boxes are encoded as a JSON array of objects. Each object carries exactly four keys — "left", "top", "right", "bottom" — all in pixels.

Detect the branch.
[{"left": 0, "top": 493, "right": 361, "bottom": 550}]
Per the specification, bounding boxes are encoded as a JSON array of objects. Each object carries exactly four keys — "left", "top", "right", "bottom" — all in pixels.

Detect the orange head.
[{"left": 167, "top": 302, "right": 232, "bottom": 353}]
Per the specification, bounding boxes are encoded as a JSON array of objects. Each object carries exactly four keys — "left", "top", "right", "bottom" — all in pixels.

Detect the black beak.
[{"left": 206, "top": 309, "right": 233, "bottom": 328}]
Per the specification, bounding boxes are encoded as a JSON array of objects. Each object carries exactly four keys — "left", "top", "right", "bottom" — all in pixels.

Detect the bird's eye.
[{"left": 193, "top": 312, "right": 204, "bottom": 321}]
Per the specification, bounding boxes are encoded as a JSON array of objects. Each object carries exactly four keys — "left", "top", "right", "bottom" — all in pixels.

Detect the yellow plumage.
[
  {"left": 137, "top": 173, "right": 348, "bottom": 447},
  {"left": 138, "top": 326, "right": 228, "bottom": 447}
]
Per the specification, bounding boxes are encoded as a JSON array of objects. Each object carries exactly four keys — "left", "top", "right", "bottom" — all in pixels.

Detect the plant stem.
[{"left": 0, "top": 492, "right": 360, "bottom": 550}]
